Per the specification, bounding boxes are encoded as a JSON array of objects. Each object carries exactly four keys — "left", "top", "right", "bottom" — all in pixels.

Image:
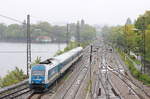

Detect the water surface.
[{"left": 0, "top": 43, "right": 66, "bottom": 77}]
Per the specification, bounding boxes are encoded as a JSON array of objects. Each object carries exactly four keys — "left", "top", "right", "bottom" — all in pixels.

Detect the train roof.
[
  {"left": 31, "top": 58, "right": 59, "bottom": 70},
  {"left": 31, "top": 47, "right": 83, "bottom": 70},
  {"left": 54, "top": 47, "right": 83, "bottom": 63}
]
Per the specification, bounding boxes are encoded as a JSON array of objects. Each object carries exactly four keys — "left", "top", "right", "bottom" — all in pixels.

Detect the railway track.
[
  {"left": 96, "top": 48, "right": 121, "bottom": 99},
  {"left": 59, "top": 47, "right": 90, "bottom": 99},
  {"left": 0, "top": 87, "right": 32, "bottom": 99},
  {"left": 28, "top": 92, "right": 45, "bottom": 99},
  {"left": 27, "top": 57, "right": 85, "bottom": 99},
  {"left": 90, "top": 43, "right": 121, "bottom": 99},
  {"left": 27, "top": 46, "right": 91, "bottom": 99},
  {"left": 107, "top": 48, "right": 150, "bottom": 99},
  {"left": 106, "top": 50, "right": 140, "bottom": 99},
  {"left": 61, "top": 67, "right": 88, "bottom": 99},
  {"left": 102, "top": 44, "right": 150, "bottom": 99},
  {"left": 0, "top": 47, "right": 89, "bottom": 99},
  {"left": 2, "top": 41, "right": 149, "bottom": 99},
  {"left": 108, "top": 66, "right": 150, "bottom": 99},
  {"left": 114, "top": 52, "right": 150, "bottom": 98},
  {"left": 92, "top": 43, "right": 142, "bottom": 99}
]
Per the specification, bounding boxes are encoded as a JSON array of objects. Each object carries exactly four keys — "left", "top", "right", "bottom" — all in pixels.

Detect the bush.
[
  {"left": 139, "top": 74, "right": 150, "bottom": 84},
  {"left": 117, "top": 48, "right": 150, "bottom": 85},
  {"left": 31, "top": 56, "right": 41, "bottom": 67},
  {"left": 0, "top": 67, "right": 27, "bottom": 88},
  {"left": 130, "top": 55, "right": 136, "bottom": 59}
]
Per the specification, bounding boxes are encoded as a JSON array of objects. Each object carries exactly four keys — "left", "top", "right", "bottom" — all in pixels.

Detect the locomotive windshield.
[
  {"left": 32, "top": 70, "right": 45, "bottom": 76},
  {"left": 31, "top": 65, "right": 45, "bottom": 76}
]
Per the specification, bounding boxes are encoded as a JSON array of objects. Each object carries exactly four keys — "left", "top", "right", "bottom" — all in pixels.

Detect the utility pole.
[
  {"left": 142, "top": 17, "right": 146, "bottom": 73},
  {"left": 89, "top": 45, "right": 93, "bottom": 99},
  {"left": 124, "top": 24, "right": 128, "bottom": 53},
  {"left": 76, "top": 21, "right": 80, "bottom": 46},
  {"left": 143, "top": 30, "right": 146, "bottom": 73},
  {"left": 27, "top": 14, "right": 31, "bottom": 77},
  {"left": 66, "top": 24, "right": 69, "bottom": 45},
  {"left": 139, "top": 16, "right": 146, "bottom": 73}
]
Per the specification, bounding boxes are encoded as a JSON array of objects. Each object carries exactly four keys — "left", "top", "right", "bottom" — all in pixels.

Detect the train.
[{"left": 29, "top": 47, "right": 83, "bottom": 91}]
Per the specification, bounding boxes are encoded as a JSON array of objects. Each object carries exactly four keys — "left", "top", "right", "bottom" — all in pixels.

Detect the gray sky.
[{"left": 0, "top": 0, "right": 150, "bottom": 25}]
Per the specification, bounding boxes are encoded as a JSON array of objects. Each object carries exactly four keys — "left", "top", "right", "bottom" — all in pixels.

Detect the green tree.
[
  {"left": 135, "top": 11, "right": 150, "bottom": 30},
  {"left": 80, "top": 24, "right": 96, "bottom": 42},
  {"left": 0, "top": 23, "right": 7, "bottom": 39},
  {"left": 31, "top": 22, "right": 52, "bottom": 39},
  {"left": 6, "top": 24, "right": 23, "bottom": 38}
]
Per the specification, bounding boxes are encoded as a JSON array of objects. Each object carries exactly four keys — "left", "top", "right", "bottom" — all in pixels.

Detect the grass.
[
  {"left": 117, "top": 48, "right": 150, "bottom": 85},
  {"left": 85, "top": 80, "right": 92, "bottom": 93},
  {"left": 62, "top": 71, "right": 70, "bottom": 81}
]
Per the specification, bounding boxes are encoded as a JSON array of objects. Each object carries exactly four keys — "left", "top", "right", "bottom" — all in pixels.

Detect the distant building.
[{"left": 36, "top": 36, "right": 52, "bottom": 43}]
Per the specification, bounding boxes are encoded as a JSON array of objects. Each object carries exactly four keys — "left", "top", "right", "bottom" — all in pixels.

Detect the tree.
[
  {"left": 31, "top": 22, "right": 52, "bottom": 39},
  {"left": 135, "top": 11, "right": 150, "bottom": 30},
  {"left": 135, "top": 11, "right": 150, "bottom": 61},
  {"left": 0, "top": 23, "right": 7, "bottom": 39},
  {"left": 126, "top": 18, "right": 132, "bottom": 25},
  {"left": 124, "top": 24, "right": 139, "bottom": 53},
  {"left": 80, "top": 24, "right": 96, "bottom": 42},
  {"left": 6, "top": 24, "right": 23, "bottom": 38}
]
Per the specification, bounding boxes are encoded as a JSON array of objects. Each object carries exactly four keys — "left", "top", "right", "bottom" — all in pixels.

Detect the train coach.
[{"left": 29, "top": 47, "right": 83, "bottom": 91}]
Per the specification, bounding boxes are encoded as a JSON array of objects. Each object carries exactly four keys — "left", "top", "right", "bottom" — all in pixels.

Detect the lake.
[{"left": 0, "top": 43, "right": 66, "bottom": 77}]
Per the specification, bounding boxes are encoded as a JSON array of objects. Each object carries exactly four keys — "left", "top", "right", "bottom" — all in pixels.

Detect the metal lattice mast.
[
  {"left": 66, "top": 24, "right": 69, "bottom": 45},
  {"left": 27, "top": 14, "right": 31, "bottom": 76},
  {"left": 143, "top": 17, "right": 146, "bottom": 73},
  {"left": 76, "top": 21, "right": 80, "bottom": 46}
]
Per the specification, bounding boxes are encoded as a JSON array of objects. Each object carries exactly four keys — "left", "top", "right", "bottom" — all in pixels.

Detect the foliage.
[
  {"left": 31, "top": 56, "right": 41, "bottom": 67},
  {"left": 135, "top": 11, "right": 150, "bottom": 30},
  {"left": 145, "top": 30, "right": 150, "bottom": 60},
  {"left": 118, "top": 49, "right": 150, "bottom": 85},
  {"left": 79, "top": 24, "right": 96, "bottom": 42},
  {"left": 0, "top": 67, "right": 27, "bottom": 88},
  {"left": 0, "top": 23, "right": 7, "bottom": 39},
  {"left": 101, "top": 10, "right": 150, "bottom": 84},
  {"left": 134, "top": 11, "right": 150, "bottom": 60},
  {"left": 101, "top": 11, "right": 150, "bottom": 61},
  {"left": 0, "top": 20, "right": 96, "bottom": 43}
]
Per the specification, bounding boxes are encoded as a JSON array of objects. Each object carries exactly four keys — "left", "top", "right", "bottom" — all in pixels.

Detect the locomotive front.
[{"left": 29, "top": 65, "right": 46, "bottom": 90}]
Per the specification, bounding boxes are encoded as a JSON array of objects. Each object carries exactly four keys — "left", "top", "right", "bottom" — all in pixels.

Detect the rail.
[{"left": 0, "top": 79, "right": 29, "bottom": 98}]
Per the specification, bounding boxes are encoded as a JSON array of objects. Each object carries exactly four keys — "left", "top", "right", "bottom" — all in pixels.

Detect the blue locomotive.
[{"left": 29, "top": 47, "right": 83, "bottom": 91}]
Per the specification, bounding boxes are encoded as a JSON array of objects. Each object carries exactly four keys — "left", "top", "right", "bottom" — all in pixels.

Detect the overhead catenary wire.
[{"left": 0, "top": 14, "right": 24, "bottom": 24}]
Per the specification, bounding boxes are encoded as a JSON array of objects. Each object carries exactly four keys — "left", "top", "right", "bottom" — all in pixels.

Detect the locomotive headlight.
[{"left": 42, "top": 80, "right": 45, "bottom": 83}]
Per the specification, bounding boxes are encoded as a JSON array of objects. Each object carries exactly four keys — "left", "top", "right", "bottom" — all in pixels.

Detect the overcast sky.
[{"left": 0, "top": 0, "right": 150, "bottom": 25}]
